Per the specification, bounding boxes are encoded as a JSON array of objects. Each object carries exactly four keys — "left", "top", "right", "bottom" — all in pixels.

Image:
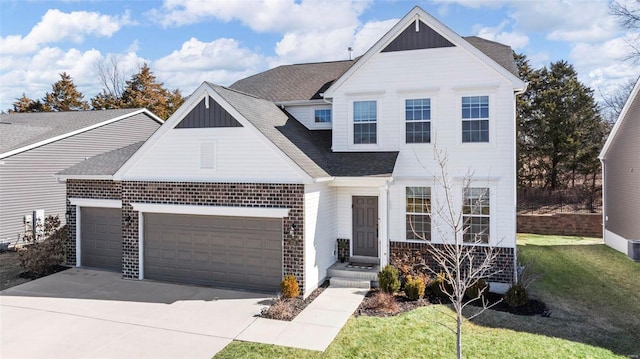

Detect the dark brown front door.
[{"left": 352, "top": 196, "right": 378, "bottom": 257}]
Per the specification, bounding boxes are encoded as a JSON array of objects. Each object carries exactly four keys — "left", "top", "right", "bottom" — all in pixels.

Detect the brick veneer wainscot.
[
  {"left": 66, "top": 180, "right": 305, "bottom": 293},
  {"left": 66, "top": 179, "right": 122, "bottom": 266},
  {"left": 390, "top": 241, "right": 515, "bottom": 283}
]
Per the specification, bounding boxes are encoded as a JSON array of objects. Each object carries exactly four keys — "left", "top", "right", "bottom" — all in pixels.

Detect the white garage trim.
[
  {"left": 69, "top": 198, "right": 122, "bottom": 208},
  {"left": 130, "top": 203, "right": 290, "bottom": 218},
  {"left": 139, "top": 213, "right": 144, "bottom": 280},
  {"left": 70, "top": 198, "right": 122, "bottom": 267}
]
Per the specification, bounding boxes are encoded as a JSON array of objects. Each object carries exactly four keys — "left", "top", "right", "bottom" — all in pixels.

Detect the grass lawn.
[{"left": 215, "top": 234, "right": 640, "bottom": 358}]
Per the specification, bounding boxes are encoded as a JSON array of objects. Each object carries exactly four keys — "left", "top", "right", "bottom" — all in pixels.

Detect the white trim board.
[
  {"left": 130, "top": 203, "right": 290, "bottom": 218},
  {"left": 69, "top": 198, "right": 122, "bottom": 208}
]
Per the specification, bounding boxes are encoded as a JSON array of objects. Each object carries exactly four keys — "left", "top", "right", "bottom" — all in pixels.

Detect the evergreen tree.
[
  {"left": 121, "top": 64, "right": 184, "bottom": 120},
  {"left": 90, "top": 90, "right": 123, "bottom": 110},
  {"left": 42, "top": 72, "right": 89, "bottom": 111},
  {"left": 11, "top": 93, "right": 51, "bottom": 112}
]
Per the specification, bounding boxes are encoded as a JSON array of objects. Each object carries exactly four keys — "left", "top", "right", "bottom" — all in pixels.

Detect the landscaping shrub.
[
  {"left": 280, "top": 274, "right": 299, "bottom": 298},
  {"left": 505, "top": 283, "right": 528, "bottom": 307},
  {"left": 18, "top": 216, "right": 66, "bottom": 277},
  {"left": 465, "top": 278, "right": 490, "bottom": 300},
  {"left": 430, "top": 271, "right": 452, "bottom": 299},
  {"left": 378, "top": 265, "right": 400, "bottom": 294},
  {"left": 404, "top": 275, "right": 426, "bottom": 301},
  {"left": 365, "top": 291, "right": 399, "bottom": 313}
]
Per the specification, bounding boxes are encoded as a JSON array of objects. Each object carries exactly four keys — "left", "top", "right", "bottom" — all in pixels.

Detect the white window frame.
[
  {"left": 405, "top": 98, "right": 432, "bottom": 144},
  {"left": 352, "top": 100, "right": 378, "bottom": 145},
  {"left": 405, "top": 186, "right": 431, "bottom": 241},
  {"left": 347, "top": 94, "right": 383, "bottom": 149},
  {"left": 462, "top": 187, "right": 490, "bottom": 244},
  {"left": 453, "top": 89, "right": 497, "bottom": 147},
  {"left": 314, "top": 108, "right": 332, "bottom": 123}
]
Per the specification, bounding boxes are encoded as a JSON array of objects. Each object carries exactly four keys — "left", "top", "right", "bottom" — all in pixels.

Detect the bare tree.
[
  {"left": 94, "top": 55, "right": 128, "bottom": 99},
  {"left": 600, "top": 78, "right": 637, "bottom": 122},
  {"left": 406, "top": 147, "right": 506, "bottom": 359},
  {"left": 610, "top": 0, "right": 640, "bottom": 62}
]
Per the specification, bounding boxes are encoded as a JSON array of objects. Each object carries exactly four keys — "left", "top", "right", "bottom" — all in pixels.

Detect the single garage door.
[
  {"left": 81, "top": 207, "right": 122, "bottom": 271},
  {"left": 144, "top": 213, "right": 282, "bottom": 292}
]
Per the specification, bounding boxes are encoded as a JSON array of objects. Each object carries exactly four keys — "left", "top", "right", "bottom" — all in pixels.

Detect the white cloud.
[
  {"left": 0, "top": 9, "right": 132, "bottom": 55},
  {"left": 0, "top": 47, "right": 147, "bottom": 111},
  {"left": 153, "top": 37, "right": 265, "bottom": 89},
  {"left": 151, "top": 0, "right": 371, "bottom": 33},
  {"left": 475, "top": 21, "right": 529, "bottom": 49},
  {"left": 507, "top": 1, "right": 617, "bottom": 43}
]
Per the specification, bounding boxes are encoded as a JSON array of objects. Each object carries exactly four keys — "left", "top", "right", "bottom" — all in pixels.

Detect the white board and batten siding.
[
  {"left": 284, "top": 104, "right": 333, "bottom": 130},
  {"left": 303, "top": 183, "right": 337, "bottom": 296},
  {"left": 0, "top": 113, "right": 160, "bottom": 241},
  {"left": 122, "top": 127, "right": 305, "bottom": 183}
]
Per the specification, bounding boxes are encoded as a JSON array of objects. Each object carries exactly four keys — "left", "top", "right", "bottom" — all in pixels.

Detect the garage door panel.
[
  {"left": 144, "top": 213, "right": 282, "bottom": 292},
  {"left": 81, "top": 207, "right": 122, "bottom": 272}
]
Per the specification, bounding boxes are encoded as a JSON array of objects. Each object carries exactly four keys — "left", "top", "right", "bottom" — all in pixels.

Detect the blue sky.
[{"left": 0, "top": 0, "right": 637, "bottom": 112}]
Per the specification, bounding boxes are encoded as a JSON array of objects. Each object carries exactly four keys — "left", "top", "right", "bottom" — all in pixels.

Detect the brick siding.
[
  {"left": 389, "top": 241, "right": 515, "bottom": 284},
  {"left": 66, "top": 180, "right": 122, "bottom": 265},
  {"left": 66, "top": 180, "right": 305, "bottom": 293},
  {"left": 517, "top": 213, "right": 602, "bottom": 238}
]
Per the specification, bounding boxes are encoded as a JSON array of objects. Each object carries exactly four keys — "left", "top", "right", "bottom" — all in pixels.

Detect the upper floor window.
[
  {"left": 353, "top": 101, "right": 377, "bottom": 144},
  {"left": 406, "top": 187, "right": 431, "bottom": 240},
  {"left": 405, "top": 98, "right": 431, "bottom": 143},
  {"left": 462, "top": 96, "right": 489, "bottom": 143},
  {"left": 463, "top": 187, "right": 490, "bottom": 243},
  {"left": 314, "top": 109, "right": 332, "bottom": 123}
]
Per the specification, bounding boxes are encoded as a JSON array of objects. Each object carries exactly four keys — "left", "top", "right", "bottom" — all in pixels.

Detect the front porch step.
[
  {"left": 330, "top": 276, "right": 371, "bottom": 289},
  {"left": 327, "top": 262, "right": 379, "bottom": 281},
  {"left": 348, "top": 255, "right": 379, "bottom": 265}
]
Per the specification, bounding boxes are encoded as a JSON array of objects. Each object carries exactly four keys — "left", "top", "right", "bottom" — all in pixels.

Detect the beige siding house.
[
  {"left": 600, "top": 77, "right": 640, "bottom": 260},
  {"left": 0, "top": 109, "right": 162, "bottom": 244}
]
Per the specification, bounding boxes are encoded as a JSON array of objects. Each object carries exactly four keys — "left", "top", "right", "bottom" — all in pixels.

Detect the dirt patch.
[
  {"left": 260, "top": 281, "right": 329, "bottom": 321},
  {"left": 0, "top": 250, "right": 68, "bottom": 291},
  {"left": 355, "top": 289, "right": 548, "bottom": 318}
]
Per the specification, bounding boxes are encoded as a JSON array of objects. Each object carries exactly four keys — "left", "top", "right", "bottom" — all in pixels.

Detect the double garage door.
[
  {"left": 144, "top": 213, "right": 282, "bottom": 293},
  {"left": 81, "top": 208, "right": 282, "bottom": 293}
]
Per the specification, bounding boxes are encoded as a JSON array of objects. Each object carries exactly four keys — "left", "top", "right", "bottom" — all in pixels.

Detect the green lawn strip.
[
  {"left": 517, "top": 233, "right": 640, "bottom": 355},
  {"left": 215, "top": 306, "right": 620, "bottom": 359}
]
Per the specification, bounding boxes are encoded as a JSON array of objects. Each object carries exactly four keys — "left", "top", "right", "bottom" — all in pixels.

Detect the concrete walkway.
[{"left": 238, "top": 286, "right": 367, "bottom": 351}]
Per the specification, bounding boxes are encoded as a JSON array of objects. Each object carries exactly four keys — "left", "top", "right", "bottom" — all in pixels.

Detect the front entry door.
[{"left": 352, "top": 196, "right": 378, "bottom": 257}]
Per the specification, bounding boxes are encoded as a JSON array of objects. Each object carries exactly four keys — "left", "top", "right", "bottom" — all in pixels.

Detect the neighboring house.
[
  {"left": 0, "top": 109, "right": 162, "bottom": 243},
  {"left": 599, "top": 77, "right": 640, "bottom": 261},
  {"left": 58, "top": 6, "right": 525, "bottom": 296}
]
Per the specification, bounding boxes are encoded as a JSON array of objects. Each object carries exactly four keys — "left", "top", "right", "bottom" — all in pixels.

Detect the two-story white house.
[{"left": 58, "top": 6, "right": 525, "bottom": 296}]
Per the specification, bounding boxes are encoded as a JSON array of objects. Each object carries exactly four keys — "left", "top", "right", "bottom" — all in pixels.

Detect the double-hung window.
[
  {"left": 314, "top": 109, "right": 331, "bottom": 123},
  {"left": 405, "top": 98, "right": 431, "bottom": 143},
  {"left": 406, "top": 187, "right": 431, "bottom": 240},
  {"left": 353, "top": 101, "right": 377, "bottom": 144},
  {"left": 462, "top": 188, "right": 490, "bottom": 243},
  {"left": 462, "top": 96, "right": 489, "bottom": 143}
]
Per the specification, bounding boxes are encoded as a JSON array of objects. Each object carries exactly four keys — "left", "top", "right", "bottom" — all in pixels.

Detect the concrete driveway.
[{"left": 0, "top": 268, "right": 272, "bottom": 359}]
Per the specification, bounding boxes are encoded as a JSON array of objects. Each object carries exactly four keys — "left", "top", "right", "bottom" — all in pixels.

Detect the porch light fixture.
[
  {"left": 65, "top": 210, "right": 71, "bottom": 221},
  {"left": 289, "top": 223, "right": 296, "bottom": 236},
  {"left": 125, "top": 215, "right": 132, "bottom": 225}
]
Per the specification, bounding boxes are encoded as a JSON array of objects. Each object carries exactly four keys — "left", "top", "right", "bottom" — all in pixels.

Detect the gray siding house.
[
  {"left": 0, "top": 109, "right": 162, "bottom": 243},
  {"left": 600, "top": 77, "right": 640, "bottom": 260}
]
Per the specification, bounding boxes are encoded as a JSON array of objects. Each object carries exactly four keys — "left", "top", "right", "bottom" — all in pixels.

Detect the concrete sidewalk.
[{"left": 238, "top": 286, "right": 367, "bottom": 351}]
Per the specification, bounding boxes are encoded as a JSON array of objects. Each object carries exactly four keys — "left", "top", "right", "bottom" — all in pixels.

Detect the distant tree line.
[{"left": 10, "top": 63, "right": 184, "bottom": 120}]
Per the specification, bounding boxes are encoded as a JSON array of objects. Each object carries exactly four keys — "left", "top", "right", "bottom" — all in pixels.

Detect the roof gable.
[
  {"left": 175, "top": 96, "right": 242, "bottom": 128},
  {"left": 323, "top": 6, "right": 525, "bottom": 98},
  {"left": 382, "top": 20, "right": 454, "bottom": 52},
  {"left": 600, "top": 77, "right": 640, "bottom": 159}
]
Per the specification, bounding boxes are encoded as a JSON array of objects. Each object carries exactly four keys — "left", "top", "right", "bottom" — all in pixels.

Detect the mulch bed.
[
  {"left": 18, "top": 265, "right": 69, "bottom": 280},
  {"left": 260, "top": 280, "right": 329, "bottom": 321},
  {"left": 355, "top": 289, "right": 549, "bottom": 318}
]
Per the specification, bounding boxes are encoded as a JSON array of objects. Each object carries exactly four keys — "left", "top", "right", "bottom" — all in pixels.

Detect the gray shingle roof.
[
  {"left": 211, "top": 83, "right": 398, "bottom": 178},
  {"left": 463, "top": 36, "right": 519, "bottom": 77},
  {"left": 57, "top": 141, "right": 144, "bottom": 177},
  {"left": 0, "top": 109, "right": 145, "bottom": 155},
  {"left": 229, "top": 60, "right": 355, "bottom": 102}
]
